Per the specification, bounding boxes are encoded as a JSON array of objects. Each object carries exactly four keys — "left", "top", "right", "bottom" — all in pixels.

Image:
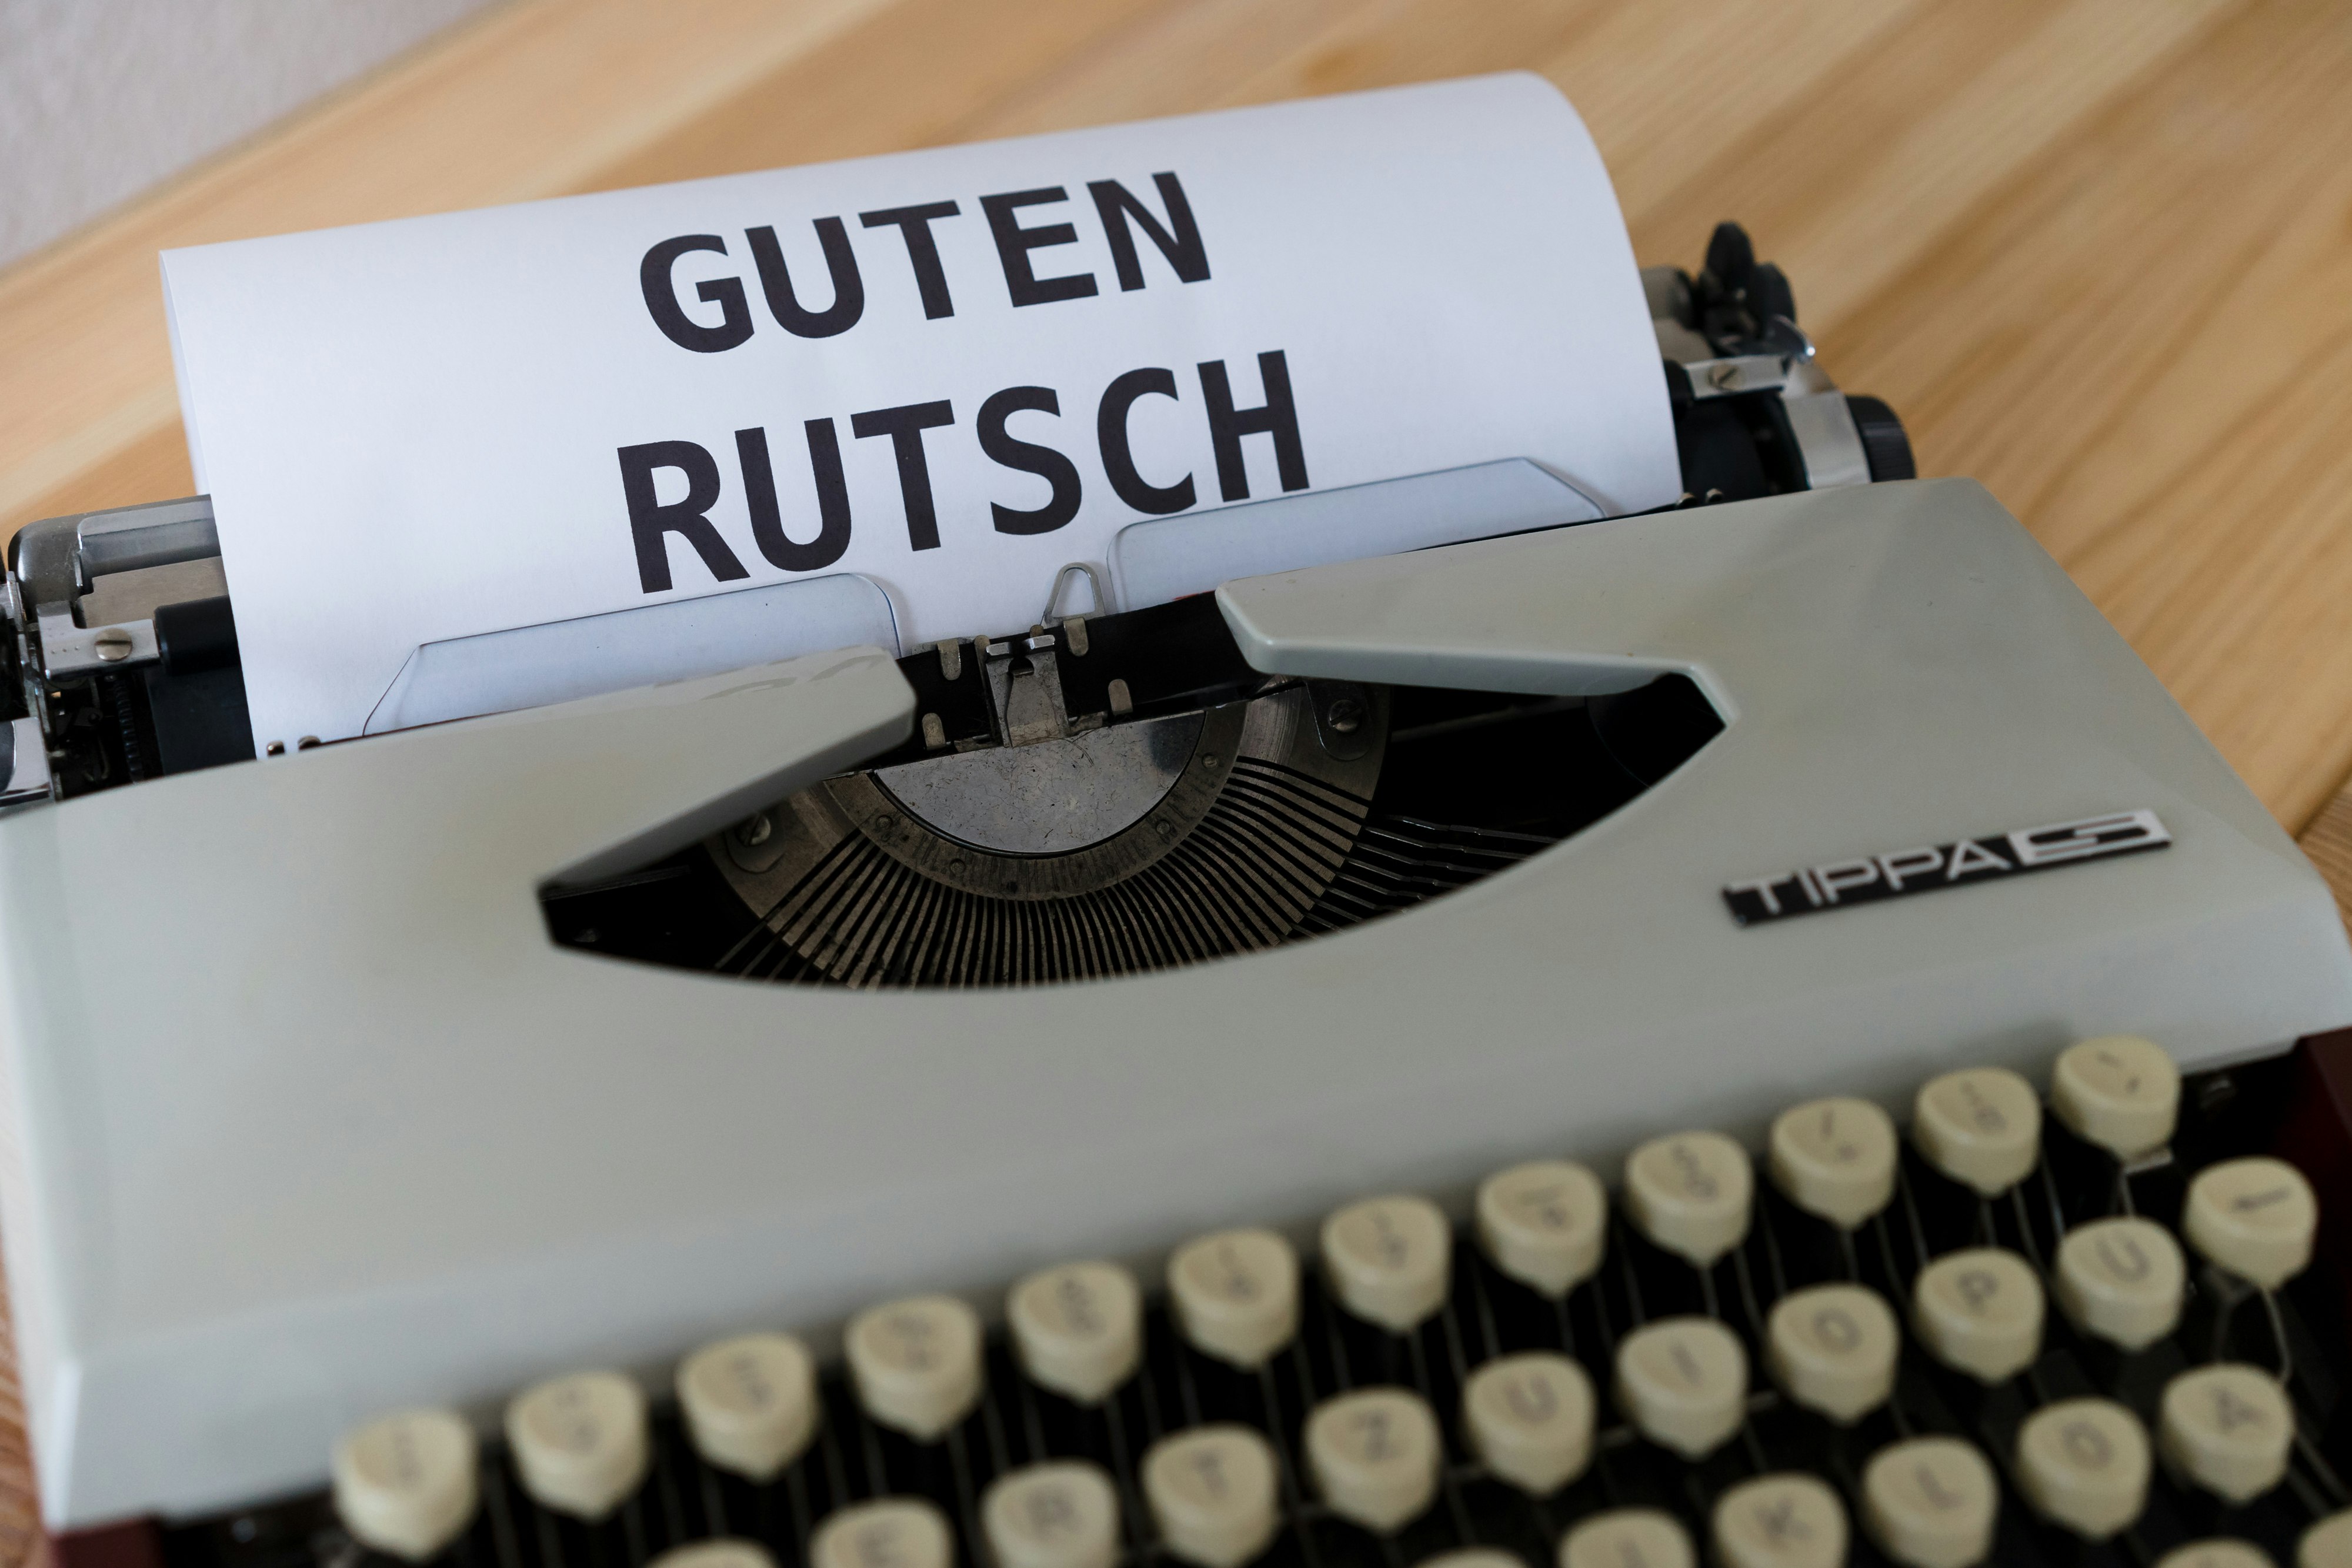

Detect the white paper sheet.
[{"left": 162, "top": 72, "right": 1679, "bottom": 750}]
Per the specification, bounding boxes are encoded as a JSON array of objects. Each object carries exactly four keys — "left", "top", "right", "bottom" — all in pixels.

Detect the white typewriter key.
[
  {"left": 1141, "top": 1425, "right": 1280, "bottom": 1568},
  {"left": 1912, "top": 1067, "right": 2041, "bottom": 1195},
  {"left": 983, "top": 1461, "right": 1121, "bottom": 1568},
  {"left": 2157, "top": 1543, "right": 2276, "bottom": 1568},
  {"left": 2052, "top": 1035, "right": 2181, "bottom": 1159},
  {"left": 1861, "top": 1436, "right": 1999, "bottom": 1568},
  {"left": 1168, "top": 1228, "right": 1299, "bottom": 1369},
  {"left": 1417, "top": 1554, "right": 1520, "bottom": 1568},
  {"left": 650, "top": 1545, "right": 780, "bottom": 1568},
  {"left": 1911, "top": 1248, "right": 2043, "bottom": 1384},
  {"left": 2015, "top": 1397, "right": 2151, "bottom": 1539},
  {"left": 810, "top": 1499, "right": 956, "bottom": 1568},
  {"left": 1766, "top": 1283, "right": 1899, "bottom": 1423},
  {"left": 1710, "top": 1473, "right": 1847, "bottom": 1568},
  {"left": 1623, "top": 1130, "right": 1754, "bottom": 1267},
  {"left": 2160, "top": 1363, "right": 2294, "bottom": 1503},
  {"left": 1476, "top": 1159, "right": 1607, "bottom": 1297},
  {"left": 2054, "top": 1216, "right": 2186, "bottom": 1350},
  {"left": 1769, "top": 1096, "right": 1899, "bottom": 1229},
  {"left": 2184, "top": 1157, "right": 2318, "bottom": 1288},
  {"left": 2304, "top": 1511, "right": 2352, "bottom": 1568},
  {"left": 505, "top": 1371, "right": 649, "bottom": 1520},
  {"left": 332, "top": 1407, "right": 479, "bottom": 1561},
  {"left": 1010, "top": 1261, "right": 1143, "bottom": 1404},
  {"left": 1304, "top": 1387, "right": 1442, "bottom": 1533},
  {"left": 1558, "top": 1509, "right": 1695, "bottom": 1568},
  {"left": 1613, "top": 1316, "right": 1748, "bottom": 1459},
  {"left": 846, "top": 1294, "right": 985, "bottom": 1440},
  {"left": 677, "top": 1332, "right": 818, "bottom": 1481},
  {"left": 1460, "top": 1352, "right": 1594, "bottom": 1494},
  {"left": 1322, "top": 1195, "right": 1452, "bottom": 1333}
]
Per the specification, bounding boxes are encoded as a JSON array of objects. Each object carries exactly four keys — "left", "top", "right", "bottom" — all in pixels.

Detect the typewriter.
[{"left": 5, "top": 225, "right": 2352, "bottom": 1568}]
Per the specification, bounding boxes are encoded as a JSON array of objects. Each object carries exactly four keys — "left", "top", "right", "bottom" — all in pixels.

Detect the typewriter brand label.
[{"left": 1722, "top": 809, "right": 2171, "bottom": 927}]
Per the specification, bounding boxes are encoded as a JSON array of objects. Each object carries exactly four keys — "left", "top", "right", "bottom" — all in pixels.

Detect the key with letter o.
[
  {"left": 2016, "top": 1398, "right": 2150, "bottom": 1539},
  {"left": 1305, "top": 1387, "right": 1441, "bottom": 1533},
  {"left": 2054, "top": 1217, "right": 2184, "bottom": 1350},
  {"left": 846, "top": 1295, "right": 984, "bottom": 1440},
  {"left": 333, "top": 1407, "right": 478, "bottom": 1562},
  {"left": 1141, "top": 1425, "right": 1280, "bottom": 1568},
  {"left": 1614, "top": 1316, "right": 1747, "bottom": 1459},
  {"left": 505, "top": 1371, "right": 648, "bottom": 1520},
  {"left": 1168, "top": 1228, "right": 1299, "bottom": 1369},
  {"left": 2185, "top": 1157, "right": 2318, "bottom": 1288},
  {"left": 2160, "top": 1364, "right": 2293, "bottom": 1503},
  {"left": 1624, "top": 1131, "right": 1753, "bottom": 1267},
  {"left": 1461, "top": 1352, "right": 1594, "bottom": 1494},
  {"left": 810, "top": 1500, "right": 955, "bottom": 1568},
  {"left": 1010, "top": 1262, "right": 1142, "bottom": 1404},
  {"left": 678, "top": 1332, "right": 818, "bottom": 1481},
  {"left": 1712, "top": 1473, "right": 1847, "bottom": 1568},
  {"left": 1322, "top": 1195, "right": 1452, "bottom": 1333},
  {"left": 1767, "top": 1283, "right": 1898, "bottom": 1423},
  {"left": 1913, "top": 1068, "right": 2040, "bottom": 1195},
  {"left": 1769, "top": 1096, "right": 1898, "bottom": 1228},
  {"left": 1861, "top": 1436, "right": 1999, "bottom": 1568},
  {"left": 983, "top": 1462, "right": 1120, "bottom": 1568},
  {"left": 1912, "top": 1249, "right": 2042, "bottom": 1383}
]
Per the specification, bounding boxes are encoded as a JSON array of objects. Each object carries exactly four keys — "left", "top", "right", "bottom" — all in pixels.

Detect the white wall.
[{"left": 0, "top": 0, "right": 501, "bottom": 271}]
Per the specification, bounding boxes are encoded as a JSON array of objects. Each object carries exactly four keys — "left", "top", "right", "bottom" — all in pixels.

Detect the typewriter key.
[
  {"left": 2051, "top": 1035, "right": 2180, "bottom": 1159},
  {"left": 676, "top": 1332, "right": 818, "bottom": 1481},
  {"left": 810, "top": 1500, "right": 955, "bottom": 1568},
  {"left": 1460, "top": 1351, "right": 1594, "bottom": 1494},
  {"left": 1476, "top": 1159, "right": 1606, "bottom": 1296},
  {"left": 332, "top": 1406, "right": 478, "bottom": 1562},
  {"left": 1557, "top": 1509, "right": 1695, "bottom": 1568},
  {"left": 2155, "top": 1543, "right": 2275, "bottom": 1568},
  {"left": 1009, "top": 1261, "right": 1143, "bottom": 1403},
  {"left": 2054, "top": 1216, "right": 2186, "bottom": 1350},
  {"left": 649, "top": 1546, "right": 779, "bottom": 1568},
  {"left": 1913, "top": 1067, "right": 2041, "bottom": 1195},
  {"left": 2185, "top": 1157, "right": 2318, "bottom": 1289},
  {"left": 1860, "top": 1436, "right": 1998, "bottom": 1568},
  {"left": 2016, "top": 1397, "right": 2151, "bottom": 1539},
  {"left": 2303, "top": 1510, "right": 2352, "bottom": 1567},
  {"left": 1417, "top": 1553, "right": 1521, "bottom": 1568},
  {"left": 1769, "top": 1096, "right": 1897, "bottom": 1229},
  {"left": 1911, "top": 1248, "right": 2043, "bottom": 1384},
  {"left": 504, "top": 1370, "right": 649, "bottom": 1520},
  {"left": 845, "top": 1294, "right": 985, "bottom": 1440},
  {"left": 2159, "top": 1363, "right": 2294, "bottom": 1503},
  {"left": 1710, "top": 1473, "right": 1847, "bottom": 1568},
  {"left": 983, "top": 1461, "right": 1121, "bottom": 1568},
  {"left": 1167, "top": 1228, "right": 1299, "bottom": 1369},
  {"left": 1624, "top": 1130, "right": 1753, "bottom": 1266},
  {"left": 1322, "top": 1195, "right": 1452, "bottom": 1333},
  {"left": 1766, "top": 1283, "right": 1898, "bottom": 1423},
  {"left": 1614, "top": 1316, "right": 1747, "bottom": 1458},
  {"left": 1141, "top": 1426, "right": 1280, "bottom": 1568},
  {"left": 1305, "top": 1387, "right": 1442, "bottom": 1532}
]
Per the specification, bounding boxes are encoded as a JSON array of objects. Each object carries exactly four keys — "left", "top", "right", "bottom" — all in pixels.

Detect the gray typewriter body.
[{"left": 1, "top": 476, "right": 2346, "bottom": 1526}]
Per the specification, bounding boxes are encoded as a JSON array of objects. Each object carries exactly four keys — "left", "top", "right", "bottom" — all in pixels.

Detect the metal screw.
[
  {"left": 1325, "top": 698, "right": 1365, "bottom": 735},
  {"left": 737, "top": 812, "right": 773, "bottom": 847},
  {"left": 93, "top": 628, "right": 133, "bottom": 662}
]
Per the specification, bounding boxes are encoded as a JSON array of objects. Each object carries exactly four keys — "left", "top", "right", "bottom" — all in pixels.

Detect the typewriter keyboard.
[{"left": 189, "top": 1037, "right": 2352, "bottom": 1568}]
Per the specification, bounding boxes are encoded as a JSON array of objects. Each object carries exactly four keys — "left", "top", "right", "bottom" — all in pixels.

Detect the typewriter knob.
[
  {"left": 331, "top": 1406, "right": 478, "bottom": 1562},
  {"left": 2302, "top": 1510, "right": 2352, "bottom": 1568},
  {"left": 1141, "top": 1426, "right": 1281, "bottom": 1568},
  {"left": 1304, "top": 1386, "right": 1442, "bottom": 1533},
  {"left": 1614, "top": 1316, "right": 1748, "bottom": 1459},
  {"left": 1167, "top": 1228, "right": 1299, "bottom": 1368},
  {"left": 2052, "top": 1036, "right": 2181, "bottom": 1160},
  {"left": 503, "top": 1370, "right": 649, "bottom": 1520},
  {"left": 1711, "top": 1473, "right": 1847, "bottom": 1568},
  {"left": 1766, "top": 1283, "right": 1899, "bottom": 1424},
  {"left": 1912, "top": 1068, "right": 2042, "bottom": 1196},
  {"left": 983, "top": 1461, "right": 1122, "bottom": 1568},
  {"left": 845, "top": 1293, "right": 985, "bottom": 1440},
  {"left": 2015, "top": 1398, "right": 2151, "bottom": 1539},
  {"left": 1476, "top": 1159, "right": 1606, "bottom": 1296},
  {"left": 811, "top": 1500, "right": 955, "bottom": 1568},
  {"left": 1912, "top": 1248, "right": 2043, "bottom": 1384},
  {"left": 1321, "top": 1195, "right": 1452, "bottom": 1333},
  {"left": 2158, "top": 1364, "right": 2294, "bottom": 1503},
  {"left": 1009, "top": 1260, "right": 1143, "bottom": 1403},
  {"left": 2184, "top": 1157, "right": 2318, "bottom": 1288},
  {"left": 1860, "top": 1436, "right": 1999, "bottom": 1568},
  {"left": 676, "top": 1332, "right": 818, "bottom": 1481},
  {"left": 1624, "top": 1130, "right": 1753, "bottom": 1267},
  {"left": 1769, "top": 1096, "right": 1897, "bottom": 1229},
  {"left": 1460, "top": 1352, "right": 1594, "bottom": 1494},
  {"left": 1559, "top": 1510, "right": 1695, "bottom": 1568},
  {"left": 2054, "top": 1217, "right": 2185, "bottom": 1350}
]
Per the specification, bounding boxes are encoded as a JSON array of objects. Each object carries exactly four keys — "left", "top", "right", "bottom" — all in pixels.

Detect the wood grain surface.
[{"left": 3, "top": 0, "right": 2351, "bottom": 1549}]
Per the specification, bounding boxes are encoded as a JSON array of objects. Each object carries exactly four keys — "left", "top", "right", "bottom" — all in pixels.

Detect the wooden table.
[{"left": 4, "top": 0, "right": 2351, "bottom": 1552}]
